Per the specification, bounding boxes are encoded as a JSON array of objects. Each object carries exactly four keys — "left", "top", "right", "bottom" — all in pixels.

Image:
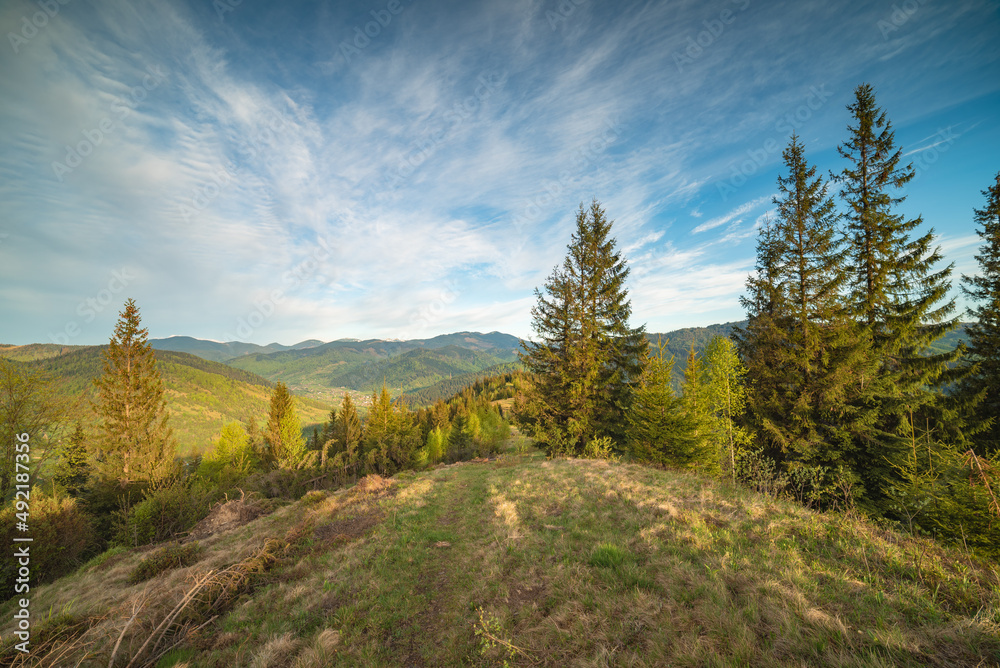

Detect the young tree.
[
  {"left": 265, "top": 382, "right": 307, "bottom": 468},
  {"left": 92, "top": 299, "right": 176, "bottom": 486},
  {"left": 702, "top": 336, "right": 752, "bottom": 482},
  {"left": 677, "top": 346, "right": 721, "bottom": 471},
  {"left": 959, "top": 172, "right": 1000, "bottom": 455},
  {"left": 362, "top": 385, "right": 419, "bottom": 475},
  {"left": 0, "top": 358, "right": 65, "bottom": 500},
  {"left": 627, "top": 340, "right": 706, "bottom": 469},
  {"left": 520, "top": 200, "right": 647, "bottom": 452},
  {"left": 52, "top": 421, "right": 91, "bottom": 496},
  {"left": 834, "top": 84, "right": 961, "bottom": 505}
]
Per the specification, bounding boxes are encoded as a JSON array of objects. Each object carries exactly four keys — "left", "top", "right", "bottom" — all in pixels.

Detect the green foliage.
[
  {"left": 959, "top": 172, "right": 1000, "bottom": 455},
  {"left": 0, "top": 358, "right": 66, "bottom": 501},
  {"left": 51, "top": 422, "right": 91, "bottom": 497},
  {"left": 362, "top": 385, "right": 421, "bottom": 475},
  {"left": 266, "top": 382, "right": 308, "bottom": 469},
  {"left": 588, "top": 543, "right": 629, "bottom": 568},
  {"left": 426, "top": 426, "right": 446, "bottom": 464},
  {"left": 0, "top": 488, "right": 95, "bottom": 596},
  {"left": 627, "top": 341, "right": 707, "bottom": 469},
  {"left": 834, "top": 84, "right": 962, "bottom": 509},
  {"left": 197, "top": 421, "right": 261, "bottom": 482},
  {"left": 91, "top": 299, "right": 177, "bottom": 485},
  {"left": 520, "top": 200, "right": 646, "bottom": 452},
  {"left": 581, "top": 436, "right": 618, "bottom": 462},
  {"left": 702, "top": 336, "right": 753, "bottom": 481},
  {"left": 127, "top": 542, "right": 204, "bottom": 584},
  {"left": 115, "top": 481, "right": 218, "bottom": 548}
]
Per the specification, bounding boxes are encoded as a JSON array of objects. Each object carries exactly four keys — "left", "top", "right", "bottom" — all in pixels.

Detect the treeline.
[
  {"left": 517, "top": 84, "right": 1000, "bottom": 558},
  {"left": 0, "top": 301, "right": 514, "bottom": 598},
  {"left": 403, "top": 365, "right": 526, "bottom": 407}
]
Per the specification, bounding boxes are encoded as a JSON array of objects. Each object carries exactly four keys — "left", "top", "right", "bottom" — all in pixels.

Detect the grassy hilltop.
[{"left": 4, "top": 443, "right": 998, "bottom": 667}]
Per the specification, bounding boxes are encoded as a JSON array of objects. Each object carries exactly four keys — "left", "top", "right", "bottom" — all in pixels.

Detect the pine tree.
[
  {"left": 92, "top": 299, "right": 175, "bottom": 486},
  {"left": 960, "top": 172, "right": 1000, "bottom": 455},
  {"left": 834, "top": 84, "right": 961, "bottom": 506},
  {"left": 520, "top": 200, "right": 647, "bottom": 452},
  {"left": 265, "top": 382, "right": 306, "bottom": 468},
  {"left": 53, "top": 422, "right": 90, "bottom": 496}
]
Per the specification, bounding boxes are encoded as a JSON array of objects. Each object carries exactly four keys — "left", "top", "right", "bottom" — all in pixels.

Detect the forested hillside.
[{"left": 3, "top": 346, "right": 329, "bottom": 454}]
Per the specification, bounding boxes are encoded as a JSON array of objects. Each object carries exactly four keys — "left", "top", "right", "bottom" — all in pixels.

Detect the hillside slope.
[
  {"left": 226, "top": 333, "right": 520, "bottom": 400},
  {"left": 5, "top": 449, "right": 998, "bottom": 666},
  {"left": 16, "top": 347, "right": 330, "bottom": 455}
]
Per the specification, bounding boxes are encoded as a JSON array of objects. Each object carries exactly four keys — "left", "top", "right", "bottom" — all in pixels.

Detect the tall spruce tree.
[
  {"left": 520, "top": 200, "right": 647, "bottom": 452},
  {"left": 743, "top": 136, "right": 877, "bottom": 486},
  {"left": 265, "top": 382, "right": 307, "bottom": 468},
  {"left": 834, "top": 84, "right": 961, "bottom": 506},
  {"left": 959, "top": 172, "right": 1000, "bottom": 455},
  {"left": 92, "top": 299, "right": 175, "bottom": 486}
]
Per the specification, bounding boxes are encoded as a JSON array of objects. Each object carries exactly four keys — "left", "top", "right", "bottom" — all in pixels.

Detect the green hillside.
[
  {"left": 226, "top": 334, "right": 520, "bottom": 400},
  {"left": 6, "top": 447, "right": 998, "bottom": 666},
  {"left": 11, "top": 347, "right": 331, "bottom": 455}
]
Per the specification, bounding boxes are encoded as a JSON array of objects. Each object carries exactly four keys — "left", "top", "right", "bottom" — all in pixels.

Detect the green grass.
[{"left": 3, "top": 443, "right": 999, "bottom": 666}]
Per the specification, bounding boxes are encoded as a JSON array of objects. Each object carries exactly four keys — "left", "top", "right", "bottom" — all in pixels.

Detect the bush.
[
  {"left": 115, "top": 481, "right": 220, "bottom": 548},
  {"left": 582, "top": 436, "right": 619, "bottom": 462},
  {"left": 127, "top": 542, "right": 204, "bottom": 584},
  {"left": 0, "top": 489, "right": 95, "bottom": 598}
]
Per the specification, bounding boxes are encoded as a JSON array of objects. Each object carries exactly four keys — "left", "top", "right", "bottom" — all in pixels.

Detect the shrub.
[
  {"left": 582, "top": 436, "right": 619, "bottom": 462},
  {"left": 127, "top": 542, "right": 204, "bottom": 584},
  {"left": 0, "top": 489, "right": 95, "bottom": 598},
  {"left": 115, "top": 481, "right": 220, "bottom": 548}
]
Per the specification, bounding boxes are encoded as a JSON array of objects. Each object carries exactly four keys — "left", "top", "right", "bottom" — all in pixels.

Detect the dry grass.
[{"left": 3, "top": 447, "right": 999, "bottom": 667}]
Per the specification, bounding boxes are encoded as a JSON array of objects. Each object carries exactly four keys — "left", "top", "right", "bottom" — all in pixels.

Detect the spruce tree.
[
  {"left": 765, "top": 137, "right": 875, "bottom": 475},
  {"left": 834, "top": 84, "right": 961, "bottom": 506},
  {"left": 960, "top": 172, "right": 1000, "bottom": 455},
  {"left": 92, "top": 299, "right": 175, "bottom": 486},
  {"left": 53, "top": 421, "right": 90, "bottom": 496},
  {"left": 265, "top": 382, "right": 306, "bottom": 468},
  {"left": 520, "top": 200, "right": 647, "bottom": 452},
  {"left": 627, "top": 340, "right": 704, "bottom": 468}
]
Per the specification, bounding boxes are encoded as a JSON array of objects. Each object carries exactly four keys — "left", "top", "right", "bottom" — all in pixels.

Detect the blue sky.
[{"left": 1, "top": 0, "right": 998, "bottom": 346}]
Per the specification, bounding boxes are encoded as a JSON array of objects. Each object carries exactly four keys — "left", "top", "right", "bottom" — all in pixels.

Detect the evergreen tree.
[
  {"left": 362, "top": 385, "right": 419, "bottom": 475},
  {"left": 91, "top": 299, "right": 175, "bottom": 486},
  {"left": 702, "top": 336, "right": 752, "bottom": 482},
  {"left": 959, "top": 172, "right": 1000, "bottom": 455},
  {"left": 744, "top": 137, "right": 877, "bottom": 484},
  {"left": 834, "top": 84, "right": 961, "bottom": 506},
  {"left": 265, "top": 382, "right": 307, "bottom": 468},
  {"left": 626, "top": 340, "right": 705, "bottom": 468},
  {"left": 520, "top": 200, "right": 647, "bottom": 452},
  {"left": 52, "top": 421, "right": 90, "bottom": 496},
  {"left": 678, "top": 346, "right": 720, "bottom": 471}
]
